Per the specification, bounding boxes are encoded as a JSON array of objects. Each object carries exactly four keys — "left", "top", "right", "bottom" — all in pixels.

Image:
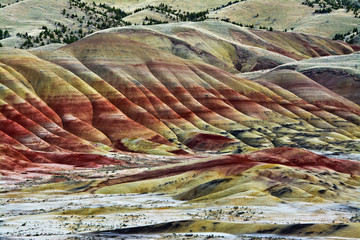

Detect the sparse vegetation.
[
  {"left": 314, "top": 7, "right": 332, "bottom": 13},
  {"left": 0, "top": 0, "right": 24, "bottom": 8},
  {"left": 0, "top": 29, "right": 10, "bottom": 47},
  {"left": 333, "top": 27, "right": 359, "bottom": 43},
  {"left": 0, "top": 29, "right": 11, "bottom": 40},
  {"left": 143, "top": 17, "right": 169, "bottom": 25},
  {"left": 221, "top": 18, "right": 276, "bottom": 31},
  {"left": 9, "top": 0, "right": 360, "bottom": 49},
  {"left": 12, "top": 0, "right": 265, "bottom": 48},
  {"left": 302, "top": 0, "right": 359, "bottom": 17},
  {"left": 213, "top": 0, "right": 241, "bottom": 11},
  {"left": 350, "top": 214, "right": 360, "bottom": 222},
  {"left": 135, "top": 3, "right": 210, "bottom": 22},
  {"left": 16, "top": 0, "right": 131, "bottom": 48}
]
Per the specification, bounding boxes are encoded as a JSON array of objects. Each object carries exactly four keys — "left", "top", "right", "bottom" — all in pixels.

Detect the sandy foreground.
[
  {"left": 1, "top": 191, "right": 359, "bottom": 239},
  {"left": 1, "top": 151, "right": 360, "bottom": 239}
]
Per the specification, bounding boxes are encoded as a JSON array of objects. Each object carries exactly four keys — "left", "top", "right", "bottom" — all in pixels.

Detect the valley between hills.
[{"left": 1, "top": 1, "right": 360, "bottom": 239}]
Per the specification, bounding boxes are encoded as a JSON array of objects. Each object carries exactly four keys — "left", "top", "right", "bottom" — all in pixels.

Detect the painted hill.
[
  {"left": 269, "top": 52, "right": 360, "bottom": 106},
  {"left": 116, "top": 21, "right": 354, "bottom": 70},
  {"left": 1, "top": 23, "right": 360, "bottom": 175}
]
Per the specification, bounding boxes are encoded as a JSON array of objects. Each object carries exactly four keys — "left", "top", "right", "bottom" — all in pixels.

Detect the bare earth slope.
[
  {"left": 270, "top": 52, "right": 360, "bottom": 105},
  {"left": 1, "top": 24, "right": 360, "bottom": 174},
  {"left": 104, "top": 21, "right": 354, "bottom": 73}
]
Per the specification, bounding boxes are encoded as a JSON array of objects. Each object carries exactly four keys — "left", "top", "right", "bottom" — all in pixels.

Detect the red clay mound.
[
  {"left": 184, "top": 133, "right": 238, "bottom": 151},
  {"left": 94, "top": 147, "right": 360, "bottom": 190},
  {"left": 248, "top": 147, "right": 360, "bottom": 175},
  {"left": 0, "top": 143, "right": 126, "bottom": 174},
  {"left": 0, "top": 144, "right": 39, "bottom": 172}
]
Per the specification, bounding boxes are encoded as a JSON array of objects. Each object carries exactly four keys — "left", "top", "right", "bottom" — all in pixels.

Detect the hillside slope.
[
  {"left": 1, "top": 25, "right": 360, "bottom": 175},
  {"left": 0, "top": 0, "right": 358, "bottom": 48},
  {"left": 270, "top": 52, "right": 360, "bottom": 105}
]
